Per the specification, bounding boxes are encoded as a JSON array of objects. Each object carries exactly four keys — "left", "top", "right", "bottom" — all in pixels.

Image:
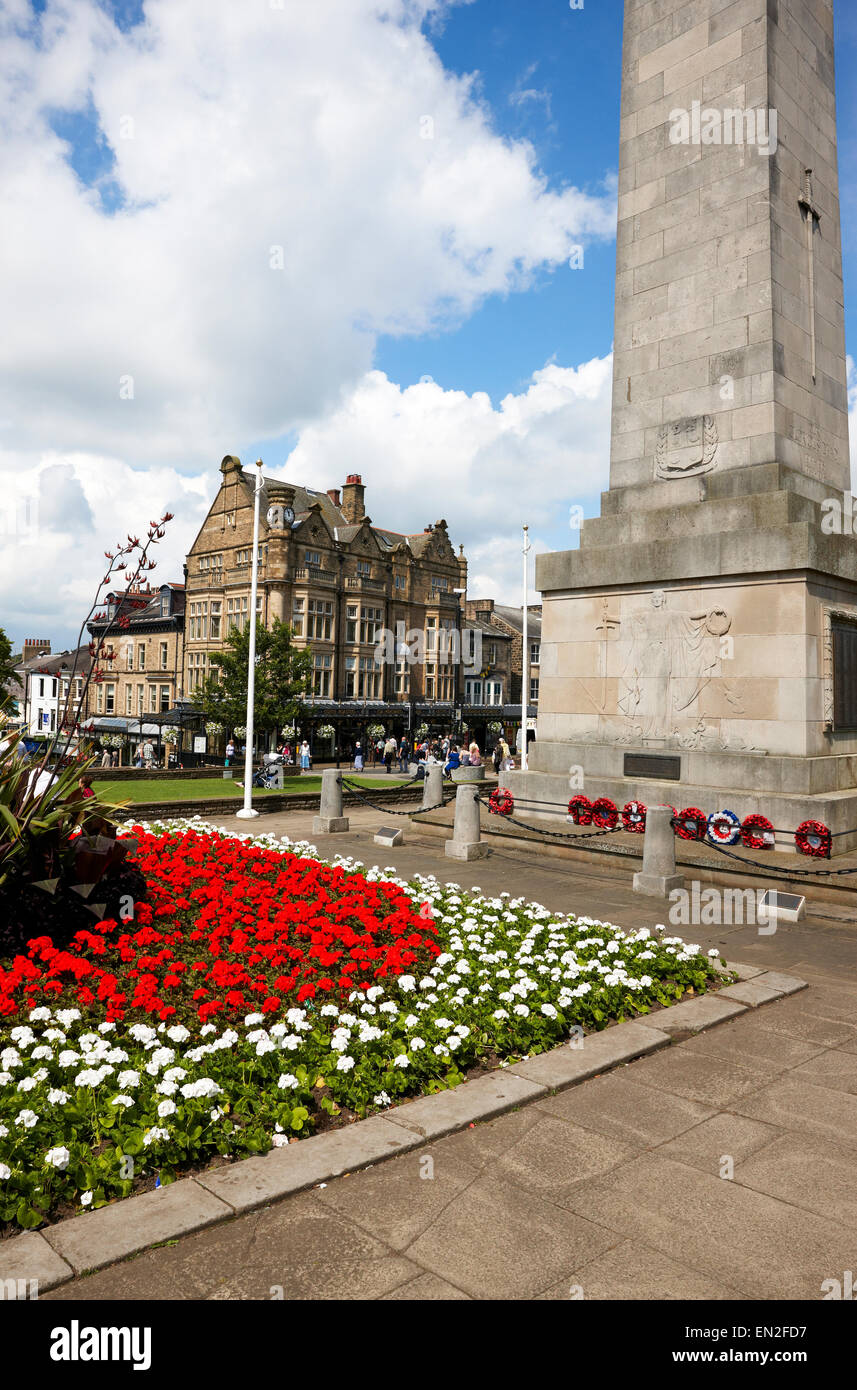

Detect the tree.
[
  {"left": 195, "top": 619, "right": 313, "bottom": 736},
  {"left": 0, "top": 627, "right": 16, "bottom": 711}
]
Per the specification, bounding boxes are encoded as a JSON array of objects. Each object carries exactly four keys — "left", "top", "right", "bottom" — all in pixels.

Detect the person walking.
[
  {"left": 299, "top": 740, "right": 311, "bottom": 771},
  {"left": 383, "top": 734, "right": 397, "bottom": 774},
  {"left": 225, "top": 738, "right": 235, "bottom": 768},
  {"left": 398, "top": 736, "right": 409, "bottom": 773},
  {"left": 353, "top": 740, "right": 364, "bottom": 772},
  {"left": 492, "top": 740, "right": 503, "bottom": 774},
  {"left": 100, "top": 746, "right": 112, "bottom": 769}
]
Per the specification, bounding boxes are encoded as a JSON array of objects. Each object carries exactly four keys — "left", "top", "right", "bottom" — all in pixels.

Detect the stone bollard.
[
  {"left": 313, "top": 769, "right": 349, "bottom": 834},
  {"left": 421, "top": 763, "right": 444, "bottom": 811},
  {"left": 445, "top": 783, "right": 491, "bottom": 861},
  {"left": 632, "top": 804, "right": 684, "bottom": 897}
]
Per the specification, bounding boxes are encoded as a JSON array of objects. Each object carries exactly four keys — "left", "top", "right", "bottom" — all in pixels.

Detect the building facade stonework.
[{"left": 184, "top": 458, "right": 474, "bottom": 745}]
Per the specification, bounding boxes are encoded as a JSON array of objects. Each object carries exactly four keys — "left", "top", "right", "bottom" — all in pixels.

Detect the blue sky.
[{"left": 3, "top": 0, "right": 857, "bottom": 650}]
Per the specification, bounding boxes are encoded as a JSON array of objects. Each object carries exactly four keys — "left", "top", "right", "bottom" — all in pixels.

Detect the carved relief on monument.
[
  {"left": 576, "top": 591, "right": 749, "bottom": 750},
  {"left": 654, "top": 415, "right": 718, "bottom": 481}
]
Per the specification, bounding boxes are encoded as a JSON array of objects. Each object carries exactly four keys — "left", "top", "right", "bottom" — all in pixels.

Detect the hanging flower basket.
[
  {"left": 487, "top": 721, "right": 503, "bottom": 737},
  {"left": 317, "top": 724, "right": 335, "bottom": 740},
  {"left": 741, "top": 814, "right": 775, "bottom": 849},
  {"left": 675, "top": 806, "right": 707, "bottom": 841},
  {"left": 622, "top": 800, "right": 647, "bottom": 833},
  {"left": 100, "top": 733, "right": 124, "bottom": 749},
  {"left": 205, "top": 721, "right": 224, "bottom": 736},
  {"left": 707, "top": 809, "right": 741, "bottom": 845},
  {"left": 590, "top": 796, "right": 618, "bottom": 830},
  {"left": 367, "top": 723, "right": 386, "bottom": 740},
  {"left": 161, "top": 727, "right": 179, "bottom": 745},
  {"left": 795, "top": 820, "right": 831, "bottom": 858},
  {"left": 568, "top": 794, "right": 593, "bottom": 825},
  {"left": 232, "top": 725, "right": 246, "bottom": 739},
  {"left": 280, "top": 725, "right": 296, "bottom": 740},
  {"left": 488, "top": 787, "right": 514, "bottom": 817}
]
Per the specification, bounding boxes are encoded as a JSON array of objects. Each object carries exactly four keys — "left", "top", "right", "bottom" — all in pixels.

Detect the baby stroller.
[{"left": 252, "top": 752, "right": 284, "bottom": 789}]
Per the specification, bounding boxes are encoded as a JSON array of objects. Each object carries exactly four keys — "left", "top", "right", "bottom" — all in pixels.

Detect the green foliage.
[
  {"left": 0, "top": 627, "right": 15, "bottom": 700},
  {"left": 194, "top": 619, "right": 312, "bottom": 736}
]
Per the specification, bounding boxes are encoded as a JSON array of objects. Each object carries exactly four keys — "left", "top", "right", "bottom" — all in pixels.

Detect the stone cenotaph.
[{"left": 509, "top": 0, "right": 857, "bottom": 851}]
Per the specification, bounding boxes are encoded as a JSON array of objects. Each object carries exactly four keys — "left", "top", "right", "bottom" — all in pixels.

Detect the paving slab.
[
  {"left": 383, "top": 1071, "right": 545, "bottom": 1141},
  {"left": 732, "top": 1076, "right": 857, "bottom": 1152},
  {"left": 790, "top": 1048, "right": 857, "bottom": 1096},
  {"left": 534, "top": 1072, "right": 716, "bottom": 1147},
  {"left": 0, "top": 1231, "right": 72, "bottom": 1294},
  {"left": 620, "top": 1048, "right": 777, "bottom": 1108},
  {"left": 735, "top": 1132, "right": 857, "bottom": 1228},
  {"left": 636, "top": 994, "right": 747, "bottom": 1035},
  {"left": 655, "top": 1112, "right": 785, "bottom": 1175},
  {"left": 536, "top": 1238, "right": 744, "bottom": 1301},
  {"left": 507, "top": 1019, "right": 670, "bottom": 1090},
  {"left": 680, "top": 1019, "right": 827, "bottom": 1071},
  {"left": 403, "top": 1170, "right": 620, "bottom": 1300},
  {"left": 195, "top": 1116, "right": 421, "bottom": 1213},
  {"left": 731, "top": 1003, "right": 857, "bottom": 1049},
  {"left": 380, "top": 1272, "right": 471, "bottom": 1300},
  {"left": 490, "top": 1116, "right": 638, "bottom": 1200},
  {"left": 559, "top": 1154, "right": 857, "bottom": 1300},
  {"left": 42, "top": 1177, "right": 233, "bottom": 1276},
  {"left": 313, "top": 1147, "right": 479, "bottom": 1251}
]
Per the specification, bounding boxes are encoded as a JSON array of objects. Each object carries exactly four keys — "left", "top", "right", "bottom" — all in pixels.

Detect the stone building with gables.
[{"left": 183, "top": 456, "right": 480, "bottom": 754}]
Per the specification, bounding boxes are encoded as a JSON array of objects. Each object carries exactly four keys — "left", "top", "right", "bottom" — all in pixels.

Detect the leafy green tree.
[{"left": 195, "top": 619, "right": 313, "bottom": 736}]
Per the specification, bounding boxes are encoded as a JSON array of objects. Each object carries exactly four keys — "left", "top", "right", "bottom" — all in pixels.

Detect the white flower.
[
  {"left": 112, "top": 1095, "right": 134, "bottom": 1108},
  {"left": 16, "top": 1076, "right": 37, "bottom": 1093},
  {"left": 541, "top": 1003, "right": 558, "bottom": 1019},
  {"left": 277, "top": 1074, "right": 299, "bottom": 1090},
  {"left": 15, "top": 1109, "right": 38, "bottom": 1128},
  {"left": 492, "top": 1009, "right": 509, "bottom": 1021},
  {"left": 445, "top": 1034, "right": 462, "bottom": 1049},
  {"left": 143, "top": 1127, "right": 170, "bottom": 1146},
  {"left": 80, "top": 1191, "right": 93, "bottom": 1207},
  {"left": 31, "top": 1045, "right": 53, "bottom": 1061},
  {"left": 513, "top": 1004, "right": 530, "bottom": 1017},
  {"left": 157, "top": 1099, "right": 177, "bottom": 1118},
  {"left": 373, "top": 1091, "right": 392, "bottom": 1107},
  {"left": 44, "top": 1146, "right": 70, "bottom": 1170},
  {"left": 166, "top": 1025, "right": 191, "bottom": 1043},
  {"left": 0, "top": 1163, "right": 11, "bottom": 1180},
  {"left": 0, "top": 1124, "right": 8, "bottom": 1138},
  {"left": 335, "top": 1055, "right": 355, "bottom": 1072},
  {"left": 55, "top": 1010, "right": 81, "bottom": 1027},
  {"left": 397, "top": 975, "right": 416, "bottom": 992},
  {"left": 410, "top": 1038, "right": 426, "bottom": 1051},
  {"left": 271, "top": 1133, "right": 290, "bottom": 1147},
  {"left": 47, "top": 1089, "right": 69, "bottom": 1106},
  {"left": 129, "top": 1024, "right": 157, "bottom": 1044},
  {"left": 29, "top": 1008, "right": 51, "bottom": 1022},
  {"left": 10, "top": 1026, "right": 35, "bottom": 1046},
  {"left": 180, "top": 1079, "right": 222, "bottom": 1100},
  {"left": 117, "top": 1070, "right": 140, "bottom": 1090},
  {"left": 708, "top": 948, "right": 721, "bottom": 958},
  {"left": 392, "top": 1054, "right": 410, "bottom": 1068}
]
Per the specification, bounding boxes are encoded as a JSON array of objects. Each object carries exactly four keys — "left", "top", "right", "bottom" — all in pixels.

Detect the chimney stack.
[
  {"left": 327, "top": 487, "right": 341, "bottom": 508},
  {"left": 341, "top": 474, "right": 365, "bottom": 523},
  {"left": 22, "top": 638, "right": 51, "bottom": 662}
]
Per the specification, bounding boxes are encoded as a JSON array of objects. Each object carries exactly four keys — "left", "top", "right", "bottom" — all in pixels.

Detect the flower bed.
[{"left": 0, "top": 819, "right": 724, "bottom": 1232}]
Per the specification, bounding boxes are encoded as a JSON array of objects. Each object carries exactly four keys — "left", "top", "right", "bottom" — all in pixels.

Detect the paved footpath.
[{"left": 46, "top": 804, "right": 857, "bottom": 1301}]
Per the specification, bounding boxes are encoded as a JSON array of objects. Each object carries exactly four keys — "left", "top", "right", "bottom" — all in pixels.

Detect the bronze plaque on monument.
[{"left": 623, "top": 753, "right": 681, "bottom": 781}]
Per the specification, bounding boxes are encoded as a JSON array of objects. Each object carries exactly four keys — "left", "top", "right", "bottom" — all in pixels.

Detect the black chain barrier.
[
  {"left": 338, "top": 775, "right": 455, "bottom": 817},
  {"left": 475, "top": 791, "right": 626, "bottom": 843},
  {"left": 691, "top": 834, "right": 857, "bottom": 879}
]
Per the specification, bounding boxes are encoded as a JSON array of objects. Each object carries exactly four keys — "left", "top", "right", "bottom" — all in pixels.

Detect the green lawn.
[{"left": 96, "top": 775, "right": 410, "bottom": 804}]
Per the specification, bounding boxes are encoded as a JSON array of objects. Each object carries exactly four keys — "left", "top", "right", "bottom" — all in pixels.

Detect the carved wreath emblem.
[{"left": 655, "top": 415, "right": 718, "bottom": 480}]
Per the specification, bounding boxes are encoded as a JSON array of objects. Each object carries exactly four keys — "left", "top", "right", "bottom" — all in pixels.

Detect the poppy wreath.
[
  {"left": 590, "top": 797, "right": 619, "bottom": 830},
  {"left": 488, "top": 787, "right": 514, "bottom": 817},
  {"left": 706, "top": 809, "right": 742, "bottom": 846},
  {"left": 675, "top": 806, "right": 707, "bottom": 841},
  {"left": 568, "top": 794, "right": 593, "bottom": 825},
  {"left": 621, "top": 800, "right": 646, "bottom": 833},
  {"left": 740, "top": 813, "right": 775, "bottom": 850},
  {"left": 795, "top": 819, "right": 831, "bottom": 858}
]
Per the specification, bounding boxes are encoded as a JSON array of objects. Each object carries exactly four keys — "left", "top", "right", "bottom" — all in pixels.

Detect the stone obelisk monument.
[{"left": 509, "top": 0, "right": 857, "bottom": 850}]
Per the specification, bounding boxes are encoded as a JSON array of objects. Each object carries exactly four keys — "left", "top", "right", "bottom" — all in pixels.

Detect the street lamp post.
[
  {"left": 522, "top": 524, "right": 530, "bottom": 773},
  {"left": 236, "top": 459, "right": 264, "bottom": 820}
]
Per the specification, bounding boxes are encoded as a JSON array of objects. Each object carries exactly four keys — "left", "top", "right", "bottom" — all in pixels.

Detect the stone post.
[
  {"left": 313, "top": 769, "right": 349, "bottom": 834},
  {"left": 421, "top": 763, "right": 443, "bottom": 811},
  {"left": 632, "top": 804, "right": 683, "bottom": 898},
  {"left": 445, "top": 782, "right": 490, "bottom": 861}
]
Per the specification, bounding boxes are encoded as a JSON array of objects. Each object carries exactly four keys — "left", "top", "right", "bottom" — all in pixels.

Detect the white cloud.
[
  {"left": 0, "top": 0, "right": 615, "bottom": 467},
  {"left": 1, "top": 354, "right": 611, "bottom": 644}
]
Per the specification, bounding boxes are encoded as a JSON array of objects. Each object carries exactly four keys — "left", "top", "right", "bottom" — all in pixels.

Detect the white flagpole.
[
  {"left": 236, "top": 459, "right": 264, "bottom": 819},
  {"left": 522, "top": 524, "right": 530, "bottom": 773}
]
